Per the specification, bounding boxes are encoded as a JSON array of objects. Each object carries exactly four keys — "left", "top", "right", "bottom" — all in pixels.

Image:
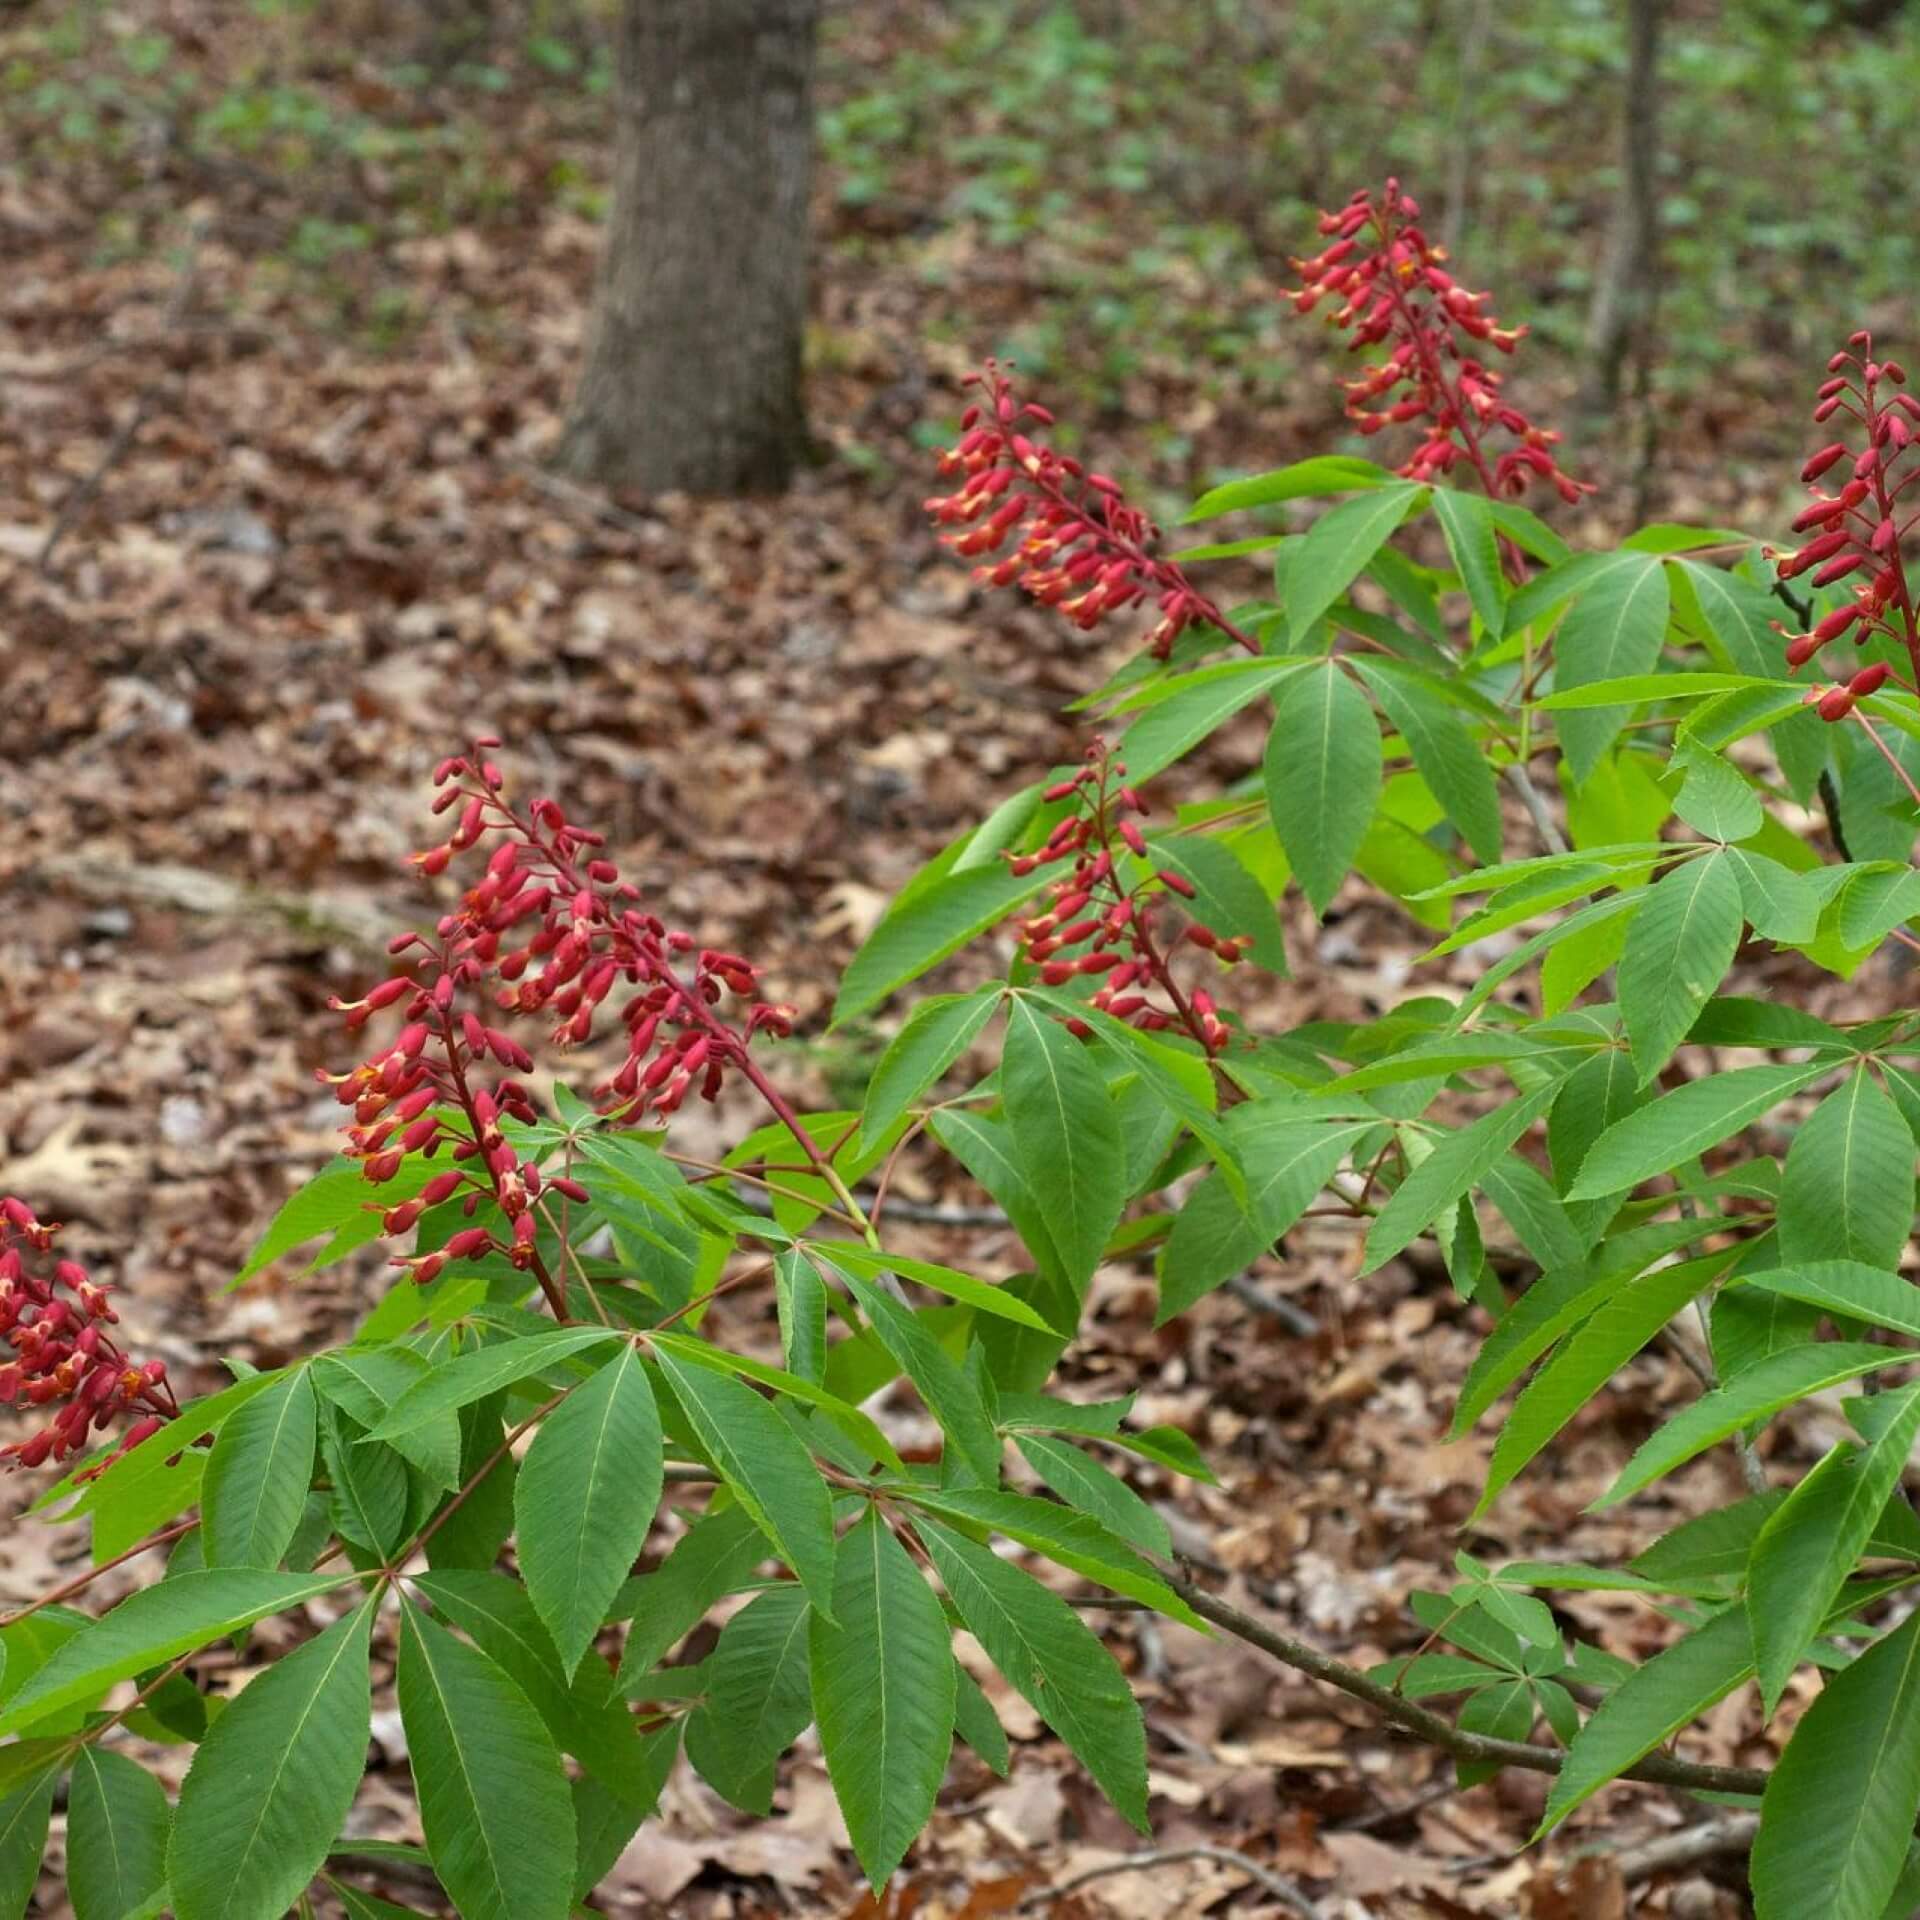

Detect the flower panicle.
[
  {"left": 924, "top": 362, "right": 1227, "bottom": 660},
  {"left": 325, "top": 742, "right": 794, "bottom": 1287},
  {"left": 1289, "top": 179, "right": 1592, "bottom": 505},
  {"left": 1770, "top": 333, "right": 1920, "bottom": 722},
  {"left": 1007, "top": 737, "right": 1246, "bottom": 1055},
  {"left": 0, "top": 1198, "right": 176, "bottom": 1474}
]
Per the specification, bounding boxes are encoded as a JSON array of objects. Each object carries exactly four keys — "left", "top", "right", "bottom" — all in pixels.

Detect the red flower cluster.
[
  {"left": 0, "top": 1197, "right": 176, "bottom": 1472},
  {"left": 1774, "top": 334, "right": 1920, "bottom": 722},
  {"left": 327, "top": 743, "right": 795, "bottom": 1293},
  {"left": 1010, "top": 740, "right": 1242, "bottom": 1054},
  {"left": 926, "top": 363, "right": 1254, "bottom": 660},
  {"left": 1289, "top": 179, "right": 1592, "bottom": 505}
]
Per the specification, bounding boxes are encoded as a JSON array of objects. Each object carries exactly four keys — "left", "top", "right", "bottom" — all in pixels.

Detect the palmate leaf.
[
  {"left": 810, "top": 1509, "right": 955, "bottom": 1889},
  {"left": 397, "top": 1600, "right": 575, "bottom": 1920},
  {"left": 1264, "top": 662, "right": 1382, "bottom": 916},
  {"left": 1751, "top": 1610, "right": 1920, "bottom": 1920},
  {"left": 169, "top": 1598, "right": 374, "bottom": 1920},
  {"left": 515, "top": 1343, "right": 663, "bottom": 1677},
  {"left": 1429, "top": 486, "right": 1508, "bottom": 639},
  {"left": 1740, "top": 1260, "right": 1920, "bottom": 1339},
  {"left": 367, "top": 1329, "right": 623, "bottom": 1442}
]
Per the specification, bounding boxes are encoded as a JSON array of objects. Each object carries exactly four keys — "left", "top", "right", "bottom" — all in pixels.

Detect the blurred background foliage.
[{"left": 5, "top": 0, "right": 1916, "bottom": 479}]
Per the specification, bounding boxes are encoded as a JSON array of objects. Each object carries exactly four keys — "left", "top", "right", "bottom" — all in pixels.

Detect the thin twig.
[
  {"left": 1168, "top": 1572, "right": 1770, "bottom": 1798},
  {"left": 1503, "top": 760, "right": 1570, "bottom": 856},
  {"left": 1015, "top": 1845, "right": 1329, "bottom": 1920}
]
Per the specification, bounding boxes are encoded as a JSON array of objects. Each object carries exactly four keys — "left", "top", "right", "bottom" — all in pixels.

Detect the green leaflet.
[
  {"left": 515, "top": 1344, "right": 664, "bottom": 1676},
  {"left": 1537, "top": 1604, "right": 1752, "bottom": 1834},
  {"left": 69, "top": 1749, "right": 169, "bottom": 1920},
  {"left": 200, "top": 1367, "right": 318, "bottom": 1571},
  {"left": 1617, "top": 852, "right": 1743, "bottom": 1084},
  {"left": 1566, "top": 1061, "right": 1828, "bottom": 1199},
  {"left": 1363, "top": 1083, "right": 1559, "bottom": 1276},
  {"left": 1429, "top": 486, "right": 1508, "bottom": 640},
  {"left": 1354, "top": 657, "right": 1503, "bottom": 862},
  {"left": 810, "top": 1510, "right": 955, "bottom": 1888},
  {"left": 1182, "top": 455, "right": 1392, "bottom": 521},
  {"left": 1000, "top": 996, "right": 1128, "bottom": 1290},
  {"left": 1157, "top": 1118, "right": 1370, "bottom": 1322},
  {"left": 1283, "top": 482, "right": 1426, "bottom": 643},
  {"left": 1475, "top": 1256, "right": 1726, "bottom": 1518},
  {"left": 1751, "top": 1611, "right": 1920, "bottom": 1920},
  {"left": 1749, "top": 1385, "right": 1920, "bottom": 1714},
  {"left": 649, "top": 1345, "right": 837, "bottom": 1615},
  {"left": 1118, "top": 659, "right": 1309, "bottom": 782},
  {"left": 856, "top": 988, "right": 1001, "bottom": 1151},
  {"left": 1599, "top": 1344, "right": 1902, "bottom": 1508},
  {"left": 1777, "top": 1069, "right": 1914, "bottom": 1272},
  {"left": 688, "top": 1584, "right": 815, "bottom": 1814},
  {"left": 837, "top": 1267, "right": 1000, "bottom": 1483},
  {"left": 917, "top": 1517, "right": 1147, "bottom": 1830},
  {"left": 397, "top": 1600, "right": 575, "bottom": 1920},
  {"left": 1547, "top": 552, "right": 1670, "bottom": 784},
  {"left": 1740, "top": 1260, "right": 1920, "bottom": 1339},
  {"left": 0, "top": 1760, "right": 57, "bottom": 1920},
  {"left": 896, "top": 1486, "right": 1202, "bottom": 1629},
  {"left": 0, "top": 1571, "right": 353, "bottom": 1738},
  {"left": 1014, "top": 1434, "right": 1170, "bottom": 1558},
  {"left": 1264, "top": 662, "right": 1382, "bottom": 916},
  {"left": 367, "top": 1328, "right": 624, "bottom": 1441},
  {"left": 833, "top": 857, "right": 1062, "bottom": 1027},
  {"left": 170, "top": 1599, "right": 374, "bottom": 1920}
]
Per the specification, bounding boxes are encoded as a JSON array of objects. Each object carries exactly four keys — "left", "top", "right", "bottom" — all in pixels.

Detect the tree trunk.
[
  {"left": 556, "top": 0, "right": 819, "bottom": 496},
  {"left": 1585, "top": 0, "right": 1663, "bottom": 410}
]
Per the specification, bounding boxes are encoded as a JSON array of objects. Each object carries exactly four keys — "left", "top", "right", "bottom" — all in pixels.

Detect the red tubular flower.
[
  {"left": 1289, "top": 179, "right": 1593, "bottom": 506},
  {"left": 1009, "top": 738, "right": 1248, "bottom": 1055},
  {"left": 926, "top": 363, "right": 1258, "bottom": 660},
  {"left": 0, "top": 1200, "right": 177, "bottom": 1473},
  {"left": 1772, "top": 335, "right": 1920, "bottom": 711},
  {"left": 325, "top": 743, "right": 796, "bottom": 1306}
]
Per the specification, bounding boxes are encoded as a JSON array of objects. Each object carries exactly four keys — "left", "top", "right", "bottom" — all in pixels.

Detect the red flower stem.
[{"left": 0, "top": 1515, "right": 198, "bottom": 1629}]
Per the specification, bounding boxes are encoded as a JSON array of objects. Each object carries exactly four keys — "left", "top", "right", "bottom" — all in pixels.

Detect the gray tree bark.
[
  {"left": 1585, "top": 0, "right": 1664, "bottom": 409},
  {"left": 556, "top": 0, "right": 819, "bottom": 496}
]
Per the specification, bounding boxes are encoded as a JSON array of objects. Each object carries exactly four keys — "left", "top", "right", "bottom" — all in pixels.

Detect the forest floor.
[{"left": 0, "top": 5, "right": 1908, "bottom": 1918}]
